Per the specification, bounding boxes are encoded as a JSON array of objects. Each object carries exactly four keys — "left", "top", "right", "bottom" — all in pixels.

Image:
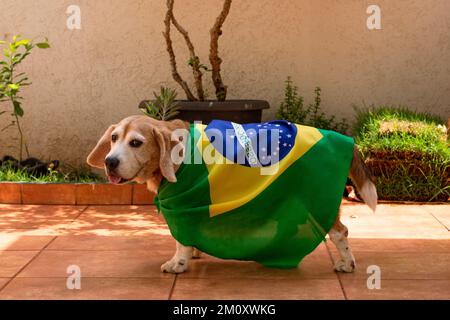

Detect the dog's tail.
[{"left": 349, "top": 146, "right": 377, "bottom": 213}]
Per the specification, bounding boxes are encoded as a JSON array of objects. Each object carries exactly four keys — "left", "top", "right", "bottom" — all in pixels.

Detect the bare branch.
[
  {"left": 209, "top": 0, "right": 232, "bottom": 101},
  {"left": 163, "top": 0, "right": 197, "bottom": 101},
  {"left": 168, "top": 2, "right": 205, "bottom": 101}
]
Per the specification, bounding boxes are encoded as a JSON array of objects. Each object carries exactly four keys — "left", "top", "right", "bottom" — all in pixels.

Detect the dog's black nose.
[{"left": 105, "top": 157, "right": 120, "bottom": 170}]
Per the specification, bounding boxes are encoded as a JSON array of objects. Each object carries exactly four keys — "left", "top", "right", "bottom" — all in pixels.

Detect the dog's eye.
[
  {"left": 111, "top": 134, "right": 118, "bottom": 142},
  {"left": 129, "top": 139, "right": 143, "bottom": 148}
]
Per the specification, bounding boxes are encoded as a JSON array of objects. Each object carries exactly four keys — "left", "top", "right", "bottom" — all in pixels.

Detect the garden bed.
[
  {"left": 0, "top": 182, "right": 155, "bottom": 205},
  {"left": 354, "top": 107, "right": 449, "bottom": 202},
  {"left": 0, "top": 162, "right": 157, "bottom": 205}
]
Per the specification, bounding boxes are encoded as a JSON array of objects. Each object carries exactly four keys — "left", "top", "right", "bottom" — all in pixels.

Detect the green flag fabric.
[{"left": 155, "top": 120, "right": 354, "bottom": 268}]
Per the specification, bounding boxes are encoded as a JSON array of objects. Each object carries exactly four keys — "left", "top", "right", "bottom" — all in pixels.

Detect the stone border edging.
[{"left": 0, "top": 182, "right": 154, "bottom": 205}]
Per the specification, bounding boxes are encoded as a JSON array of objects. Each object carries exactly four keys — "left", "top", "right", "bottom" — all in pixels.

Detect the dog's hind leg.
[
  {"left": 329, "top": 213, "right": 356, "bottom": 273},
  {"left": 161, "top": 241, "right": 193, "bottom": 274}
]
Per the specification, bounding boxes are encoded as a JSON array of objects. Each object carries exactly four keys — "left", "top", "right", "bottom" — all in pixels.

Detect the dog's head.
[{"left": 86, "top": 115, "right": 187, "bottom": 185}]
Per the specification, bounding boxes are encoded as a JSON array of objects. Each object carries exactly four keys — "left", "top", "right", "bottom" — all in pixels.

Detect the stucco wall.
[{"left": 0, "top": 0, "right": 449, "bottom": 166}]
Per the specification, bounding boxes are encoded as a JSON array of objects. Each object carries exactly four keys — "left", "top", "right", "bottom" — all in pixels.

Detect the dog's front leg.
[{"left": 161, "top": 241, "right": 193, "bottom": 274}]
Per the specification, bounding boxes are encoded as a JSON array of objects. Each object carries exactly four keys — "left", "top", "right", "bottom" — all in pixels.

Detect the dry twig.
[
  {"left": 163, "top": 0, "right": 197, "bottom": 101},
  {"left": 169, "top": 2, "right": 205, "bottom": 100},
  {"left": 209, "top": 0, "right": 232, "bottom": 101}
]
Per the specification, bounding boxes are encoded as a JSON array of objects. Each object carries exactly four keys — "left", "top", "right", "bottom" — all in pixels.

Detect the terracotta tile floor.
[{"left": 0, "top": 201, "right": 448, "bottom": 300}]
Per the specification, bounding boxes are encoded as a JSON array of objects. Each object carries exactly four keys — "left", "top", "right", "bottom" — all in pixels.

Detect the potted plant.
[{"left": 139, "top": 0, "right": 269, "bottom": 124}]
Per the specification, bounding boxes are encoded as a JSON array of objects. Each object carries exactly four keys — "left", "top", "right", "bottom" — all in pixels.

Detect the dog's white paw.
[
  {"left": 161, "top": 258, "right": 188, "bottom": 274},
  {"left": 334, "top": 259, "right": 356, "bottom": 273}
]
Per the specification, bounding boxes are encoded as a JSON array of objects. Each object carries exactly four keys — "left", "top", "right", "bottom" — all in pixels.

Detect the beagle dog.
[{"left": 87, "top": 115, "right": 377, "bottom": 274}]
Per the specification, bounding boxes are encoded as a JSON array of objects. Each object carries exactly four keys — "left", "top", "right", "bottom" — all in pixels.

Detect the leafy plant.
[
  {"left": 354, "top": 105, "right": 449, "bottom": 202},
  {"left": 140, "top": 87, "right": 180, "bottom": 121},
  {"left": 276, "top": 77, "right": 349, "bottom": 134},
  {"left": 276, "top": 77, "right": 307, "bottom": 124},
  {"left": 0, "top": 35, "right": 50, "bottom": 161}
]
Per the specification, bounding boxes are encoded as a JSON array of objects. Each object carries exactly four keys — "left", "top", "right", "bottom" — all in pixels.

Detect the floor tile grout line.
[
  {"left": 4, "top": 275, "right": 448, "bottom": 280},
  {"left": 0, "top": 235, "right": 58, "bottom": 293},
  {"left": 428, "top": 212, "right": 449, "bottom": 232},
  {"left": 324, "top": 240, "right": 348, "bottom": 300},
  {"left": 58, "top": 205, "right": 89, "bottom": 230},
  {"left": 175, "top": 277, "right": 346, "bottom": 280},
  {"left": 72, "top": 206, "right": 89, "bottom": 221},
  {"left": 0, "top": 276, "right": 178, "bottom": 279},
  {"left": 168, "top": 274, "right": 178, "bottom": 300},
  {"left": 419, "top": 205, "right": 449, "bottom": 231}
]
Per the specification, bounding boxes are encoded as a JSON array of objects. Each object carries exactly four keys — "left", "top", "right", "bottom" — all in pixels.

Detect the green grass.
[
  {"left": 375, "top": 164, "right": 449, "bottom": 202},
  {"left": 353, "top": 106, "right": 449, "bottom": 202},
  {"left": 0, "top": 163, "right": 105, "bottom": 183},
  {"left": 354, "top": 106, "right": 449, "bottom": 161}
]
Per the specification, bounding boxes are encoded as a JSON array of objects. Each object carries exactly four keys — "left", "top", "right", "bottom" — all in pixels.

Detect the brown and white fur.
[{"left": 87, "top": 115, "right": 377, "bottom": 274}]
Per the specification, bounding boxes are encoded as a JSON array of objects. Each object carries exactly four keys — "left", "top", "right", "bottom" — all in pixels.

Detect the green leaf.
[
  {"left": 15, "top": 39, "right": 30, "bottom": 47},
  {"left": 8, "top": 83, "right": 19, "bottom": 90},
  {"left": 36, "top": 42, "right": 50, "bottom": 49},
  {"left": 9, "top": 43, "right": 16, "bottom": 53},
  {"left": 11, "top": 53, "right": 21, "bottom": 63},
  {"left": 13, "top": 101, "right": 24, "bottom": 117}
]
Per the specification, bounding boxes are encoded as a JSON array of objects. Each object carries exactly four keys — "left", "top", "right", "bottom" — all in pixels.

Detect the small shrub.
[
  {"left": 276, "top": 77, "right": 349, "bottom": 134},
  {"left": 140, "top": 87, "right": 180, "bottom": 121},
  {"left": 0, "top": 35, "right": 50, "bottom": 160},
  {"left": 354, "top": 106, "right": 449, "bottom": 202}
]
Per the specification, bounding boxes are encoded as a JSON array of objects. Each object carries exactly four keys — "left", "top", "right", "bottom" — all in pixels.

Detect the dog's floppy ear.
[
  {"left": 87, "top": 125, "right": 115, "bottom": 169},
  {"left": 152, "top": 127, "right": 178, "bottom": 183}
]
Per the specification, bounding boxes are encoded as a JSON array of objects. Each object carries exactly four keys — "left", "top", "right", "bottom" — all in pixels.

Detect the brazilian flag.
[{"left": 155, "top": 120, "right": 354, "bottom": 269}]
